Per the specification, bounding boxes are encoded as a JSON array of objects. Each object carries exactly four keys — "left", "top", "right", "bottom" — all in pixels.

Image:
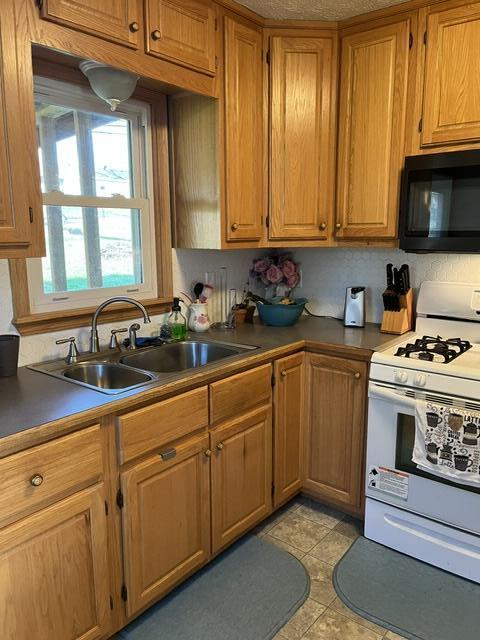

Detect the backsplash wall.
[{"left": 1, "top": 248, "right": 480, "bottom": 366}]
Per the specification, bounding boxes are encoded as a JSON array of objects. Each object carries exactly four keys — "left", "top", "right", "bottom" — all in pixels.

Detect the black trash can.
[{"left": 0, "top": 334, "right": 20, "bottom": 377}]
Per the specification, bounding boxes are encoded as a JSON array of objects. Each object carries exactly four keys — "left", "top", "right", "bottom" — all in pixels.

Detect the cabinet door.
[
  {"left": 0, "top": 485, "right": 110, "bottom": 640},
  {"left": 273, "top": 353, "right": 304, "bottom": 508},
  {"left": 270, "top": 36, "right": 336, "bottom": 241},
  {"left": 224, "top": 16, "right": 264, "bottom": 242},
  {"left": 40, "top": 0, "right": 142, "bottom": 48},
  {"left": 303, "top": 354, "right": 367, "bottom": 510},
  {"left": 121, "top": 434, "right": 211, "bottom": 616},
  {"left": 422, "top": 4, "right": 480, "bottom": 146},
  {"left": 146, "top": 0, "right": 217, "bottom": 75},
  {"left": 210, "top": 405, "right": 272, "bottom": 552},
  {"left": 0, "top": 8, "right": 44, "bottom": 257},
  {"left": 336, "top": 20, "right": 409, "bottom": 239}
]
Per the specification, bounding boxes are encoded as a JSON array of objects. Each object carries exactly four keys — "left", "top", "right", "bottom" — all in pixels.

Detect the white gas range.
[{"left": 365, "top": 281, "right": 480, "bottom": 583}]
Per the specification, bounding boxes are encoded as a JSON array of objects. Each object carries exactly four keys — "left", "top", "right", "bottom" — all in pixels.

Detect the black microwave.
[{"left": 399, "top": 150, "right": 480, "bottom": 252}]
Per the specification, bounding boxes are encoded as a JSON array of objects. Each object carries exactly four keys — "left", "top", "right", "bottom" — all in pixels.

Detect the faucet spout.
[{"left": 89, "top": 297, "right": 151, "bottom": 353}]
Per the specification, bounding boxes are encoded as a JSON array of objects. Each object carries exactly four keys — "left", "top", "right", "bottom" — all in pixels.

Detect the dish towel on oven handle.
[{"left": 413, "top": 399, "right": 480, "bottom": 487}]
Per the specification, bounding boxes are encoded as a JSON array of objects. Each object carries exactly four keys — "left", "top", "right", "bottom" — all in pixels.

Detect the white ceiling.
[{"left": 235, "top": 0, "right": 409, "bottom": 20}]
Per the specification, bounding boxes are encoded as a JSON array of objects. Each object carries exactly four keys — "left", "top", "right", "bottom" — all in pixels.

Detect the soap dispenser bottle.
[{"left": 168, "top": 297, "right": 187, "bottom": 341}]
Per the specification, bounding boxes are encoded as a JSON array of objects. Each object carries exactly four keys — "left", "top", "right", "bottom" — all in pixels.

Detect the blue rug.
[
  {"left": 334, "top": 536, "right": 480, "bottom": 640},
  {"left": 119, "top": 535, "right": 309, "bottom": 640}
]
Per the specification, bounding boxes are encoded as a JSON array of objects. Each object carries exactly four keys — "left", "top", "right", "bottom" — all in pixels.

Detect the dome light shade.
[{"left": 79, "top": 61, "right": 139, "bottom": 111}]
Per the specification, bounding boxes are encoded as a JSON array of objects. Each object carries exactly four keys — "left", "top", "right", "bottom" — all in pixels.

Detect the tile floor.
[{"left": 255, "top": 497, "right": 407, "bottom": 640}]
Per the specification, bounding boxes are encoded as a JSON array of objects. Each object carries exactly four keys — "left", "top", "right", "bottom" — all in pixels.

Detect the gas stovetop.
[{"left": 394, "top": 335, "right": 472, "bottom": 363}]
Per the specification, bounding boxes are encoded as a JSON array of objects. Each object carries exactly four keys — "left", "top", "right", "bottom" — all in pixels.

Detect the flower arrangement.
[{"left": 250, "top": 253, "right": 301, "bottom": 294}]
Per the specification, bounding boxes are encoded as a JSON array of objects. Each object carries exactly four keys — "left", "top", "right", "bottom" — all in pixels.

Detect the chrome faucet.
[{"left": 89, "top": 297, "right": 151, "bottom": 353}]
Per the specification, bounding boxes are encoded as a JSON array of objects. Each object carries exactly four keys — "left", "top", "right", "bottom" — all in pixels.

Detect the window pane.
[
  {"left": 35, "top": 102, "right": 133, "bottom": 198},
  {"left": 41, "top": 206, "right": 143, "bottom": 294}
]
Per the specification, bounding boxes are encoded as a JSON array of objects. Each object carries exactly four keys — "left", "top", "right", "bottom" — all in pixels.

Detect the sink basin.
[
  {"left": 63, "top": 362, "right": 154, "bottom": 392},
  {"left": 120, "top": 340, "right": 254, "bottom": 373}
]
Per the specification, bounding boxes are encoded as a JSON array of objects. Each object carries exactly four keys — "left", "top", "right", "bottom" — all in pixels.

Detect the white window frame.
[{"left": 27, "top": 76, "right": 158, "bottom": 314}]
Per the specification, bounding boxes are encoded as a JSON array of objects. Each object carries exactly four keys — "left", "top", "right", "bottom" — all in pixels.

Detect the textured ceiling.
[{"left": 235, "top": 0, "right": 409, "bottom": 20}]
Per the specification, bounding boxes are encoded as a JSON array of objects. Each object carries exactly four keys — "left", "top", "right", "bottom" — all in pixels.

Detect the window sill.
[{"left": 13, "top": 298, "right": 172, "bottom": 336}]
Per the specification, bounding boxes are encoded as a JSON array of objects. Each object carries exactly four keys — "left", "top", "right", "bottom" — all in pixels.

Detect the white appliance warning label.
[{"left": 368, "top": 466, "right": 409, "bottom": 500}]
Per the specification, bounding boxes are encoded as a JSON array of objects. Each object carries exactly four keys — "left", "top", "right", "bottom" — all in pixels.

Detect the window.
[{"left": 27, "top": 77, "right": 157, "bottom": 313}]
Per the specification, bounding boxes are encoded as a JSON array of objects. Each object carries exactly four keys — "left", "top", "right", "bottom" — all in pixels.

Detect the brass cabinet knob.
[
  {"left": 216, "top": 442, "right": 224, "bottom": 451},
  {"left": 129, "top": 21, "right": 140, "bottom": 32},
  {"left": 151, "top": 29, "right": 162, "bottom": 40},
  {"left": 204, "top": 449, "right": 212, "bottom": 458},
  {"left": 30, "top": 474, "right": 44, "bottom": 487},
  {"left": 354, "top": 372, "right": 361, "bottom": 379},
  {"left": 335, "top": 222, "right": 342, "bottom": 230},
  {"left": 280, "top": 370, "right": 287, "bottom": 377},
  {"left": 319, "top": 222, "right": 327, "bottom": 231},
  {"left": 231, "top": 223, "right": 239, "bottom": 231}
]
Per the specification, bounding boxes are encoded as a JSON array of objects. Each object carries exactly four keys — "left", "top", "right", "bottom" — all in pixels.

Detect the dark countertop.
[{"left": 0, "top": 317, "right": 395, "bottom": 455}]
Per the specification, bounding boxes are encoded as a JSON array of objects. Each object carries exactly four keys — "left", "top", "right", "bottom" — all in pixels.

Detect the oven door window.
[{"left": 395, "top": 413, "right": 479, "bottom": 494}]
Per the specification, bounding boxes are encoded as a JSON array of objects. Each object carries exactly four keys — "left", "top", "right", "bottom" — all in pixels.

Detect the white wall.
[{"left": 1, "top": 247, "right": 480, "bottom": 366}]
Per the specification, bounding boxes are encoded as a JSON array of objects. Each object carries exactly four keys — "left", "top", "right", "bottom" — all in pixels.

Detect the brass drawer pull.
[
  {"left": 204, "top": 449, "right": 212, "bottom": 458},
  {"left": 129, "top": 21, "right": 140, "bottom": 32},
  {"left": 319, "top": 222, "right": 327, "bottom": 231},
  {"left": 335, "top": 222, "right": 342, "bottom": 230},
  {"left": 231, "top": 223, "right": 239, "bottom": 231},
  {"left": 354, "top": 372, "right": 361, "bottom": 379},
  {"left": 30, "top": 474, "right": 44, "bottom": 487},
  {"left": 216, "top": 442, "right": 224, "bottom": 451},
  {"left": 159, "top": 448, "right": 176, "bottom": 461},
  {"left": 151, "top": 29, "right": 162, "bottom": 40},
  {"left": 280, "top": 370, "right": 287, "bottom": 377}
]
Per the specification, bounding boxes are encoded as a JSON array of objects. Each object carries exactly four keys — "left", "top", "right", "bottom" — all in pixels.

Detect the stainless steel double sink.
[{"left": 29, "top": 339, "right": 259, "bottom": 394}]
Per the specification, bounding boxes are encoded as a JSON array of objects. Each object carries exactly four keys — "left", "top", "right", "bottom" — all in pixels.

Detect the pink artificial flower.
[
  {"left": 282, "top": 259, "right": 297, "bottom": 278},
  {"left": 266, "top": 265, "right": 284, "bottom": 284},
  {"left": 286, "top": 273, "right": 299, "bottom": 288},
  {"left": 253, "top": 258, "right": 271, "bottom": 273}
]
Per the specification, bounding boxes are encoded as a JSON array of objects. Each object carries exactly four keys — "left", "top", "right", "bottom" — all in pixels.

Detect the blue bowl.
[{"left": 256, "top": 298, "right": 307, "bottom": 327}]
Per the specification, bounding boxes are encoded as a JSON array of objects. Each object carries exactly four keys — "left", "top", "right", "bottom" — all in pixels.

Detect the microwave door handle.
[{"left": 369, "top": 384, "right": 416, "bottom": 409}]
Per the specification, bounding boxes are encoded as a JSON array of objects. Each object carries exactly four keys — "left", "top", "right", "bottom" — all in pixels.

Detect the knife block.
[{"left": 380, "top": 288, "right": 413, "bottom": 335}]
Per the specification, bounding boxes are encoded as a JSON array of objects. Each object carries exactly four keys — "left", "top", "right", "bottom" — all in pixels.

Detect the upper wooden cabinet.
[
  {"left": 146, "top": 0, "right": 217, "bottom": 75},
  {"left": 269, "top": 35, "right": 337, "bottom": 241},
  {"left": 39, "top": 0, "right": 143, "bottom": 48},
  {"left": 336, "top": 20, "right": 410, "bottom": 240},
  {"left": 0, "top": 8, "right": 44, "bottom": 258},
  {"left": 303, "top": 353, "right": 368, "bottom": 513},
  {"left": 224, "top": 16, "right": 264, "bottom": 242},
  {"left": 422, "top": 3, "right": 480, "bottom": 146}
]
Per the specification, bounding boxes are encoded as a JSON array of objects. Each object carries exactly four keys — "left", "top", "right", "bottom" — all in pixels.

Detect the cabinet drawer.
[
  {"left": 0, "top": 425, "right": 102, "bottom": 527},
  {"left": 117, "top": 386, "right": 209, "bottom": 463},
  {"left": 209, "top": 364, "right": 272, "bottom": 425}
]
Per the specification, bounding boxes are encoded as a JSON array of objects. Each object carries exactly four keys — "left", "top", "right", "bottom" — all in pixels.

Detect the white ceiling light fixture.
[{"left": 79, "top": 60, "right": 139, "bottom": 111}]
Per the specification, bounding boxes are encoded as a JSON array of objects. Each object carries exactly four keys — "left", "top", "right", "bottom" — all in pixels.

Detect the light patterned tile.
[
  {"left": 303, "top": 609, "right": 384, "bottom": 640},
  {"left": 309, "top": 531, "right": 353, "bottom": 565},
  {"left": 269, "top": 514, "right": 330, "bottom": 553},
  {"left": 333, "top": 515, "right": 364, "bottom": 540},
  {"left": 254, "top": 503, "right": 297, "bottom": 536},
  {"left": 276, "top": 598, "right": 326, "bottom": 640},
  {"left": 263, "top": 534, "right": 306, "bottom": 560},
  {"left": 328, "top": 598, "right": 387, "bottom": 635},
  {"left": 301, "top": 555, "right": 337, "bottom": 606},
  {"left": 295, "top": 499, "right": 345, "bottom": 529}
]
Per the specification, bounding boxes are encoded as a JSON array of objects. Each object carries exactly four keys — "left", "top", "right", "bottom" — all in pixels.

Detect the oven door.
[{"left": 366, "top": 382, "right": 480, "bottom": 535}]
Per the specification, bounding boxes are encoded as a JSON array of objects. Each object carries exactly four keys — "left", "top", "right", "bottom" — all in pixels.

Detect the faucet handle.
[
  {"left": 56, "top": 336, "right": 79, "bottom": 364},
  {"left": 109, "top": 327, "right": 128, "bottom": 350}
]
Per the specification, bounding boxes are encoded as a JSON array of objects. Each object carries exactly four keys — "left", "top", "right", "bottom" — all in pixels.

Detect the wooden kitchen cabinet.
[
  {"left": 224, "top": 15, "right": 264, "bottom": 242},
  {"left": 303, "top": 353, "right": 368, "bottom": 513},
  {"left": 39, "top": 0, "right": 143, "bottom": 48},
  {"left": 0, "top": 485, "right": 110, "bottom": 640},
  {"left": 336, "top": 19, "right": 410, "bottom": 239},
  {"left": 146, "top": 0, "right": 217, "bottom": 75},
  {"left": 421, "top": 2, "right": 480, "bottom": 147},
  {"left": 210, "top": 405, "right": 272, "bottom": 552},
  {"left": 273, "top": 352, "right": 304, "bottom": 508},
  {"left": 120, "top": 434, "right": 211, "bottom": 616},
  {"left": 269, "top": 35, "right": 337, "bottom": 241},
  {"left": 0, "top": 7, "right": 45, "bottom": 258}
]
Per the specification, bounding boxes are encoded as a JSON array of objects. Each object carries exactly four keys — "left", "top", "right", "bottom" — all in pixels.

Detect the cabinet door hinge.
[
  {"left": 271, "top": 482, "right": 275, "bottom": 497},
  {"left": 215, "top": 55, "right": 218, "bottom": 69},
  {"left": 271, "top": 374, "right": 276, "bottom": 387},
  {"left": 121, "top": 584, "right": 128, "bottom": 602},
  {"left": 109, "top": 596, "right": 114, "bottom": 610},
  {"left": 29, "top": 207, "right": 34, "bottom": 223},
  {"left": 265, "top": 215, "right": 270, "bottom": 228},
  {"left": 423, "top": 31, "right": 427, "bottom": 45},
  {"left": 409, "top": 33, "right": 413, "bottom": 49},
  {"left": 418, "top": 118, "right": 423, "bottom": 133},
  {"left": 214, "top": 17, "right": 218, "bottom": 30},
  {"left": 266, "top": 50, "right": 271, "bottom": 64},
  {"left": 35, "top": 0, "right": 43, "bottom": 9},
  {"left": 104, "top": 500, "right": 109, "bottom": 516},
  {"left": 116, "top": 488, "right": 124, "bottom": 509}
]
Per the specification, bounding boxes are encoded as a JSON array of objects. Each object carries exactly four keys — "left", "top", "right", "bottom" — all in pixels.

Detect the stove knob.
[
  {"left": 394, "top": 370, "right": 408, "bottom": 384},
  {"left": 414, "top": 373, "right": 427, "bottom": 387}
]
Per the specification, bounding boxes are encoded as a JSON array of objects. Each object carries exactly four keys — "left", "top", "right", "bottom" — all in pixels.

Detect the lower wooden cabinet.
[
  {"left": 303, "top": 353, "right": 368, "bottom": 512},
  {"left": 120, "top": 434, "right": 211, "bottom": 616},
  {"left": 0, "top": 485, "right": 110, "bottom": 640},
  {"left": 210, "top": 405, "right": 272, "bottom": 552},
  {"left": 273, "top": 352, "right": 304, "bottom": 508}
]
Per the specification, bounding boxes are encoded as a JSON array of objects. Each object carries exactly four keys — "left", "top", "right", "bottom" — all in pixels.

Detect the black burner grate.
[{"left": 395, "top": 335, "right": 472, "bottom": 363}]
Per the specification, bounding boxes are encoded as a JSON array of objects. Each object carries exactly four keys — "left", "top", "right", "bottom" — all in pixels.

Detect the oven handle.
[{"left": 368, "top": 383, "right": 416, "bottom": 409}]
